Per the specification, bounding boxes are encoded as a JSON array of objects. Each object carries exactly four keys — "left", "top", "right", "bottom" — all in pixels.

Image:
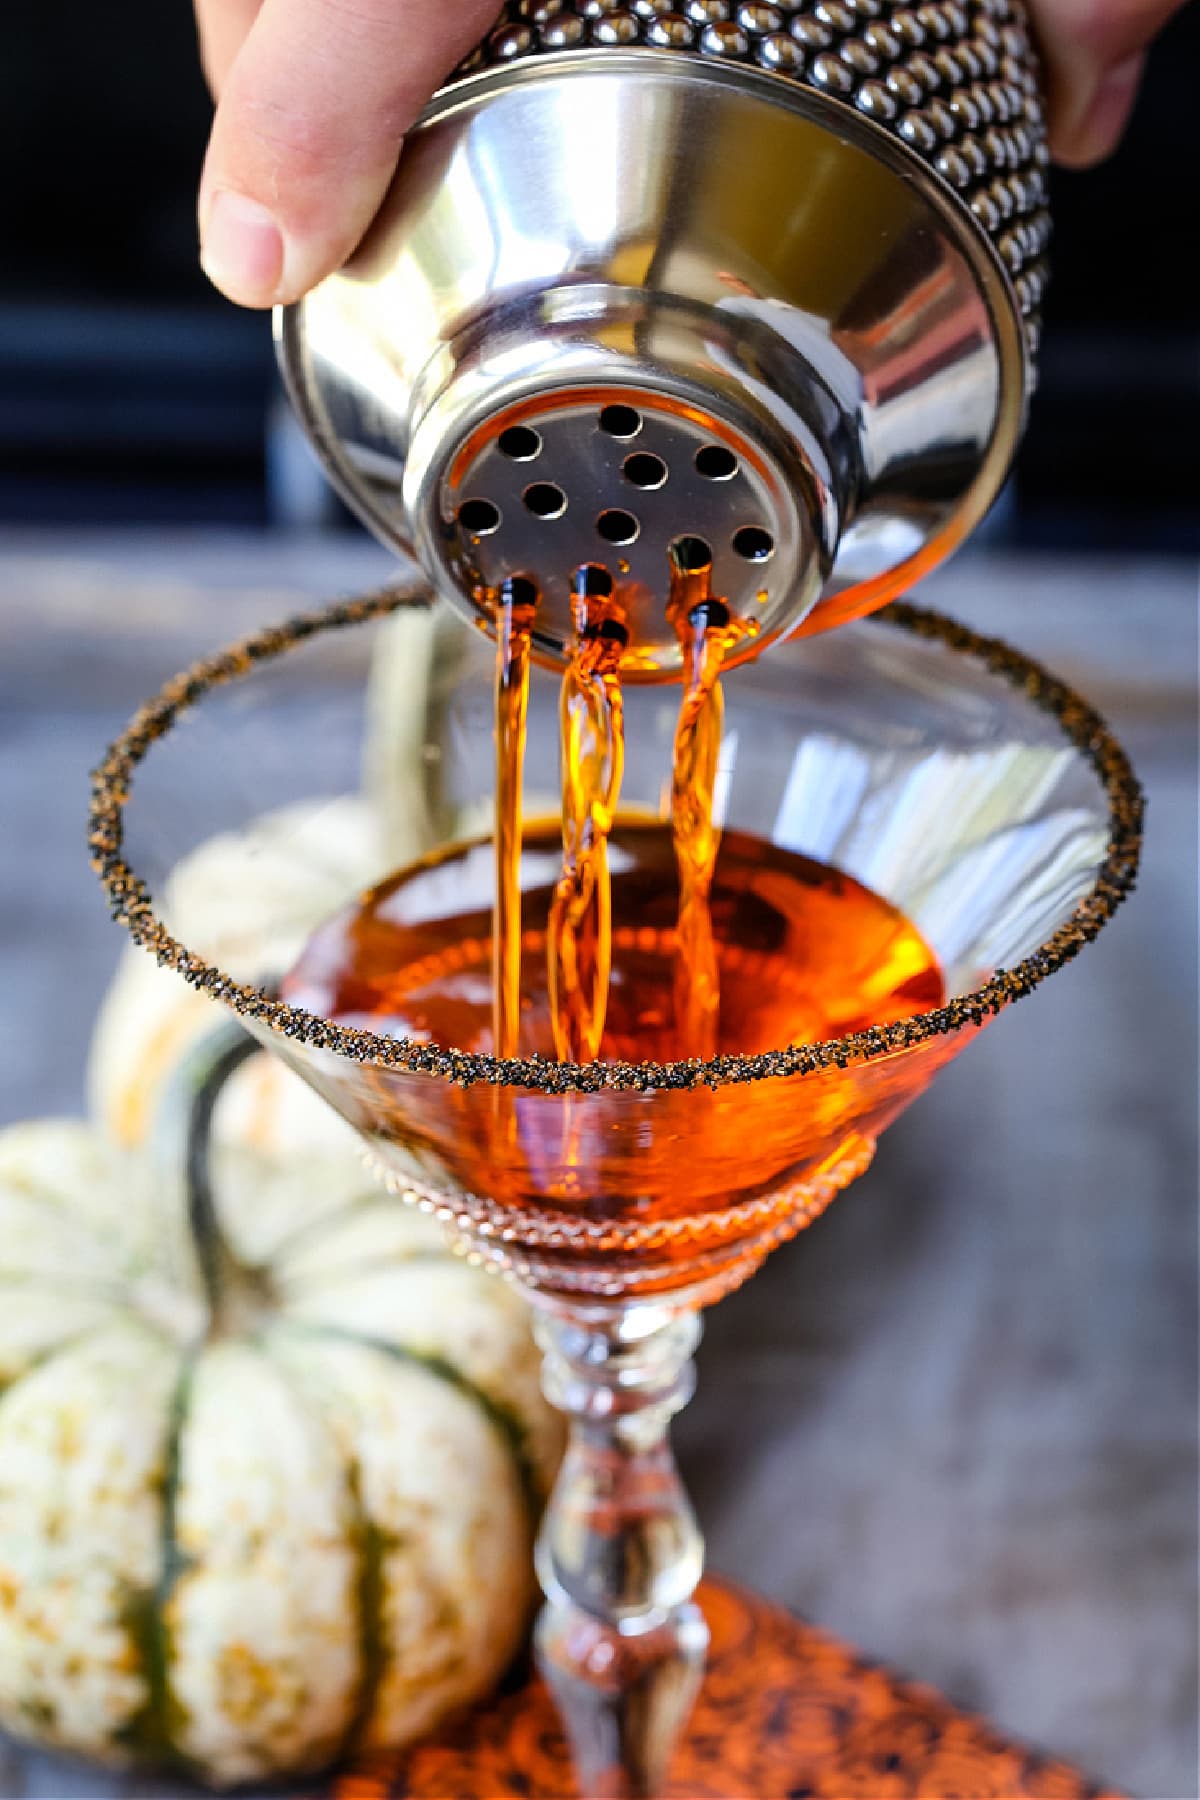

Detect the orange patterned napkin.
[{"left": 333, "top": 1578, "right": 1122, "bottom": 1800}]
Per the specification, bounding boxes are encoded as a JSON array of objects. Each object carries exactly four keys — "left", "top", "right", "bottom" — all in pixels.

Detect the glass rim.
[{"left": 89, "top": 586, "right": 1143, "bottom": 1096}]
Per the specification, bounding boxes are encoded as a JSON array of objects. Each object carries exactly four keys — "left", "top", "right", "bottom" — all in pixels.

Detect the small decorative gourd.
[
  {"left": 0, "top": 1028, "right": 560, "bottom": 1787},
  {"left": 89, "top": 796, "right": 387, "bottom": 1159}
]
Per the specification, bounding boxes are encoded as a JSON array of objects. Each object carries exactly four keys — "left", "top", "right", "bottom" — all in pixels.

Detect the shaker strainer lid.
[{"left": 277, "top": 49, "right": 1032, "bottom": 677}]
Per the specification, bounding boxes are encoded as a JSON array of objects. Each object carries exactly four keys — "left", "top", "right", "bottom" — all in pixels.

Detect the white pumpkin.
[
  {"left": 0, "top": 1091, "right": 560, "bottom": 1786},
  {"left": 89, "top": 796, "right": 386, "bottom": 1160}
]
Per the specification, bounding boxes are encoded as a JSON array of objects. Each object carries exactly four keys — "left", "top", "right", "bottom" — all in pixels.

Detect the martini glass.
[{"left": 90, "top": 590, "right": 1140, "bottom": 1798}]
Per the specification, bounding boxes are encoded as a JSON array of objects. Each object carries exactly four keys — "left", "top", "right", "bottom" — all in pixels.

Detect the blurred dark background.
[{"left": 0, "top": 1, "right": 1196, "bottom": 542}]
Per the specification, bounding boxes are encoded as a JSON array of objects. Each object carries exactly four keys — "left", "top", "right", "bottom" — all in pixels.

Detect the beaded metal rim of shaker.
[
  {"left": 89, "top": 589, "right": 1142, "bottom": 1095},
  {"left": 447, "top": 0, "right": 1052, "bottom": 341}
]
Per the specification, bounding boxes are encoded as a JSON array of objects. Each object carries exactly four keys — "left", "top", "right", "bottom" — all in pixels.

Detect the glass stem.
[{"left": 532, "top": 1304, "right": 708, "bottom": 1799}]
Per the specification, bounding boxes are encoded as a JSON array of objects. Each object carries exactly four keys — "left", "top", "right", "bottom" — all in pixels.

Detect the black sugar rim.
[{"left": 89, "top": 587, "right": 1143, "bottom": 1095}]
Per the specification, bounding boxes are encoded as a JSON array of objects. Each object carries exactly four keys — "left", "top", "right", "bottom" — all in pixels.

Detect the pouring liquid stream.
[
  {"left": 492, "top": 578, "right": 539, "bottom": 1060},
  {"left": 667, "top": 543, "right": 734, "bottom": 1060},
  {"left": 545, "top": 570, "right": 627, "bottom": 1064},
  {"left": 492, "top": 551, "right": 744, "bottom": 1066}
]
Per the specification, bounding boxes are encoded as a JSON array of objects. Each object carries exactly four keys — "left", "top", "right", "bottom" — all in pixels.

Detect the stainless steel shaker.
[{"left": 277, "top": 0, "right": 1049, "bottom": 677}]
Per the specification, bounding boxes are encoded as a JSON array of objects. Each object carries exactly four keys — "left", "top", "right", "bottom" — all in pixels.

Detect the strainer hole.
[
  {"left": 498, "top": 425, "right": 542, "bottom": 461},
  {"left": 623, "top": 452, "right": 668, "bottom": 490},
  {"left": 575, "top": 564, "right": 614, "bottom": 597},
  {"left": 733, "top": 526, "right": 775, "bottom": 562},
  {"left": 524, "top": 482, "right": 567, "bottom": 519},
  {"left": 599, "top": 404, "right": 642, "bottom": 439},
  {"left": 670, "top": 534, "right": 713, "bottom": 572},
  {"left": 458, "top": 498, "right": 501, "bottom": 535},
  {"left": 597, "top": 509, "right": 640, "bottom": 545},
  {"left": 502, "top": 574, "right": 539, "bottom": 608},
  {"left": 696, "top": 444, "right": 739, "bottom": 480}
]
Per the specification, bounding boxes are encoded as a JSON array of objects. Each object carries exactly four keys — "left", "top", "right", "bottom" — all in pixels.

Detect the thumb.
[
  {"left": 198, "top": 0, "right": 499, "bottom": 308},
  {"left": 1034, "top": 0, "right": 1187, "bottom": 166}
]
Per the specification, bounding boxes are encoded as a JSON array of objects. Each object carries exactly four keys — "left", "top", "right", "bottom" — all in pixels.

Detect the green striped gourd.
[{"left": 0, "top": 1033, "right": 560, "bottom": 1787}]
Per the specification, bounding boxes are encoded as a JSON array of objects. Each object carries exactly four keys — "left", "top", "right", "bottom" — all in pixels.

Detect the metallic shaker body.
[{"left": 277, "top": 5, "right": 1048, "bottom": 676}]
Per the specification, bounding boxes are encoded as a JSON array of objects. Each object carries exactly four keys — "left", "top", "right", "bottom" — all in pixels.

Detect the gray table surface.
[{"left": 0, "top": 534, "right": 1196, "bottom": 1799}]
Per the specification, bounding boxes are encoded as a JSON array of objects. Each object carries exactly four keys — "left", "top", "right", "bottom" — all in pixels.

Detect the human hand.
[
  {"left": 1034, "top": 0, "right": 1189, "bottom": 168},
  {"left": 195, "top": 0, "right": 500, "bottom": 309},
  {"left": 195, "top": 0, "right": 1188, "bottom": 310}
]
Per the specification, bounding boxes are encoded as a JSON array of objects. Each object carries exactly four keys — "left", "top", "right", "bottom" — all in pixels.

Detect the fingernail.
[
  {"left": 200, "top": 190, "right": 285, "bottom": 306},
  {"left": 1061, "top": 52, "right": 1145, "bottom": 167}
]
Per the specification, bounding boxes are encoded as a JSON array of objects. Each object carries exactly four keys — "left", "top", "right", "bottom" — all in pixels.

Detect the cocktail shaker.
[{"left": 277, "top": 1, "right": 1049, "bottom": 677}]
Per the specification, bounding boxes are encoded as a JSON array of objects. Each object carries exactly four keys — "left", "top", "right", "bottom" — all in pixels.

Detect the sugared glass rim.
[{"left": 89, "top": 588, "right": 1143, "bottom": 1096}]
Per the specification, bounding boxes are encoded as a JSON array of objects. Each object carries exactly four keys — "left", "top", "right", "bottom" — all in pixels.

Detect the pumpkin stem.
[{"left": 155, "top": 1019, "right": 274, "bottom": 1338}]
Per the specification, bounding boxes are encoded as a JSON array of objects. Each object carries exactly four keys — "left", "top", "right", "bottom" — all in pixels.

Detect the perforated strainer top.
[{"left": 439, "top": 390, "right": 822, "bottom": 677}]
